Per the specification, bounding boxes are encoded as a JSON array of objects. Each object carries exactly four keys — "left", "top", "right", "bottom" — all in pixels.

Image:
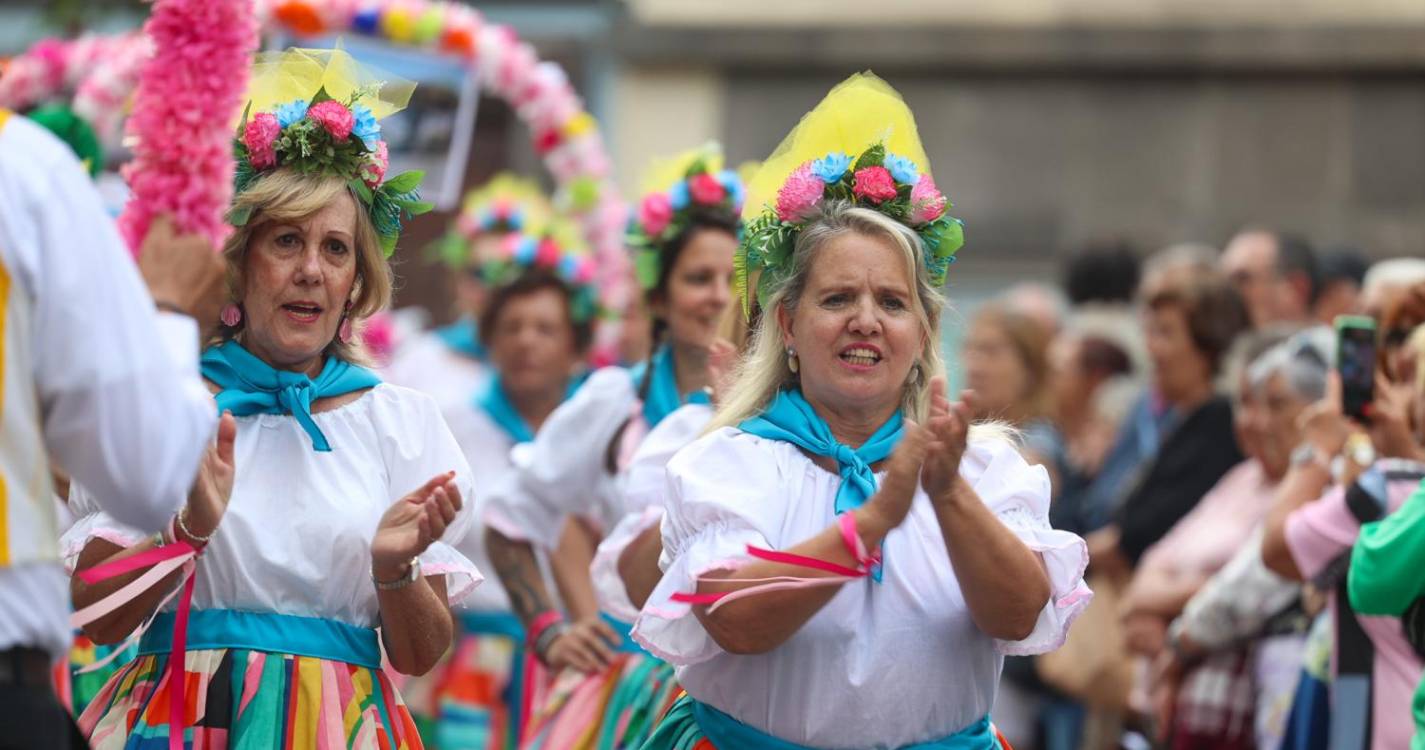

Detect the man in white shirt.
[{"left": 0, "top": 110, "right": 225, "bottom": 746}]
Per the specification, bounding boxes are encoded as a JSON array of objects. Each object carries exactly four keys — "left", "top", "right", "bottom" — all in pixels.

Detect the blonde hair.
[
  {"left": 214, "top": 169, "right": 393, "bottom": 364},
  {"left": 709, "top": 202, "right": 947, "bottom": 432}
]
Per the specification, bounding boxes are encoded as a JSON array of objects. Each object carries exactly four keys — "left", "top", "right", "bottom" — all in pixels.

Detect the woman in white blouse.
[
  {"left": 62, "top": 160, "right": 480, "bottom": 745},
  {"left": 632, "top": 74, "right": 1090, "bottom": 750}
]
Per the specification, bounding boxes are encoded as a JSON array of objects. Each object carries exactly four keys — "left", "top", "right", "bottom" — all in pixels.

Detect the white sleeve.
[
  {"left": 59, "top": 482, "right": 148, "bottom": 573},
  {"left": 482, "top": 368, "right": 637, "bottom": 550},
  {"left": 0, "top": 117, "right": 216, "bottom": 533},
  {"left": 963, "top": 438, "right": 1093, "bottom": 656},
  {"left": 373, "top": 386, "right": 483, "bottom": 606},
  {"left": 632, "top": 429, "right": 783, "bottom": 665}
]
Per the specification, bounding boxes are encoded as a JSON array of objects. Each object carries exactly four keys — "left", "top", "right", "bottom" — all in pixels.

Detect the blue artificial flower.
[
  {"left": 718, "top": 170, "right": 744, "bottom": 207},
  {"left": 559, "top": 254, "right": 580, "bottom": 280},
  {"left": 514, "top": 237, "right": 538, "bottom": 265},
  {"left": 351, "top": 104, "right": 381, "bottom": 150},
  {"left": 352, "top": 8, "right": 381, "bottom": 34},
  {"left": 884, "top": 154, "right": 920, "bottom": 185},
  {"left": 668, "top": 181, "right": 690, "bottom": 210},
  {"left": 274, "top": 99, "right": 309, "bottom": 129},
  {"left": 811, "top": 152, "right": 853, "bottom": 183}
]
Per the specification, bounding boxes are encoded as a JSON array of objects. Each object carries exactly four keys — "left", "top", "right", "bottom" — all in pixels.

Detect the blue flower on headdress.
[
  {"left": 352, "top": 8, "right": 381, "bottom": 34},
  {"left": 718, "top": 170, "right": 745, "bottom": 208},
  {"left": 275, "top": 99, "right": 309, "bottom": 129},
  {"left": 351, "top": 104, "right": 381, "bottom": 150},
  {"left": 811, "top": 152, "right": 853, "bottom": 184},
  {"left": 884, "top": 154, "right": 920, "bottom": 185},
  {"left": 514, "top": 237, "right": 538, "bottom": 265},
  {"left": 558, "top": 254, "right": 579, "bottom": 280},
  {"left": 668, "top": 181, "right": 690, "bottom": 210}
]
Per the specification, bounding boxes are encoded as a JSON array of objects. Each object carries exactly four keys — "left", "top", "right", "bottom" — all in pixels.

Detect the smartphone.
[{"left": 1335, "top": 315, "right": 1377, "bottom": 421}]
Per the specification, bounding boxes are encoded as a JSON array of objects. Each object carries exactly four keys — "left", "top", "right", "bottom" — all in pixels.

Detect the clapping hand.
[
  {"left": 922, "top": 376, "right": 973, "bottom": 504},
  {"left": 181, "top": 412, "right": 237, "bottom": 542},
  {"left": 372, "top": 471, "right": 463, "bottom": 581}
]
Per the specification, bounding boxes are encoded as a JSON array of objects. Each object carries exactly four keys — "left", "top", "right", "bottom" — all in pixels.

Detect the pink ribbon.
[
  {"left": 670, "top": 513, "right": 881, "bottom": 613},
  {"left": 73, "top": 541, "right": 200, "bottom": 750}
]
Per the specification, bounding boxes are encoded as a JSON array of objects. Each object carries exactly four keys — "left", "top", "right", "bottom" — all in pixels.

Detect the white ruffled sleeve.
[
  {"left": 632, "top": 428, "right": 783, "bottom": 666},
  {"left": 60, "top": 482, "right": 148, "bottom": 574},
  {"left": 964, "top": 438, "right": 1092, "bottom": 656},
  {"left": 373, "top": 386, "right": 483, "bottom": 606},
  {"left": 482, "top": 367, "right": 637, "bottom": 550}
]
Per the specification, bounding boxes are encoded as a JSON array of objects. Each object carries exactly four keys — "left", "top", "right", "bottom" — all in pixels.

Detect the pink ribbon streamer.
[{"left": 73, "top": 540, "right": 200, "bottom": 750}]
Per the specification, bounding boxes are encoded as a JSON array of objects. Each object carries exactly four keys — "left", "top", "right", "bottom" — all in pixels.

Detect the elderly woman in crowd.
[
  {"left": 1260, "top": 284, "right": 1425, "bottom": 750},
  {"left": 633, "top": 74, "right": 1091, "bottom": 750},
  {"left": 1131, "top": 328, "right": 1330, "bottom": 749},
  {"left": 62, "top": 51, "right": 480, "bottom": 747}
]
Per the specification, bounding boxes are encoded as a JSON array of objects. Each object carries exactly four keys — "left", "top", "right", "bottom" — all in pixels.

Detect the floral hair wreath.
[
  {"left": 482, "top": 225, "right": 602, "bottom": 323},
  {"left": 739, "top": 142, "right": 962, "bottom": 312},
  {"left": 433, "top": 173, "right": 553, "bottom": 267},
  {"left": 626, "top": 148, "right": 745, "bottom": 291},
  {"left": 231, "top": 48, "right": 432, "bottom": 257},
  {"left": 735, "top": 72, "right": 965, "bottom": 313}
]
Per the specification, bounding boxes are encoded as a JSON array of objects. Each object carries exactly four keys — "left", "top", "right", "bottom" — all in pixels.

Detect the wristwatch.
[
  {"left": 1290, "top": 444, "right": 1330, "bottom": 471},
  {"left": 372, "top": 557, "right": 421, "bottom": 590}
]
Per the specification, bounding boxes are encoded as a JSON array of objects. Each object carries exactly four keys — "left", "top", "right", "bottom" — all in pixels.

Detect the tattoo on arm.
[{"left": 486, "top": 529, "right": 554, "bottom": 626}]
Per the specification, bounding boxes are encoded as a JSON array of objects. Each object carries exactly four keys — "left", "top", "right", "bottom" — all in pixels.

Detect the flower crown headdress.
[
  {"left": 434, "top": 173, "right": 553, "bottom": 267},
  {"left": 738, "top": 73, "right": 964, "bottom": 312},
  {"left": 231, "top": 48, "right": 432, "bottom": 257},
  {"left": 482, "top": 221, "right": 602, "bottom": 324},
  {"left": 626, "top": 144, "right": 745, "bottom": 290}
]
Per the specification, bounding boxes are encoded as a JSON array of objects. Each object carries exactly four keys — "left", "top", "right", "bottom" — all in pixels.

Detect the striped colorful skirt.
[
  {"left": 405, "top": 611, "right": 526, "bottom": 750},
  {"left": 520, "top": 617, "right": 680, "bottom": 750},
  {"left": 77, "top": 609, "right": 423, "bottom": 750},
  {"left": 66, "top": 633, "right": 139, "bottom": 717}
]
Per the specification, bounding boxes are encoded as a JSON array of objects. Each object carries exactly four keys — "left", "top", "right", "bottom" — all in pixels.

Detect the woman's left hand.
[
  {"left": 372, "top": 471, "right": 462, "bottom": 582},
  {"left": 921, "top": 376, "right": 973, "bottom": 503},
  {"left": 1367, "top": 374, "right": 1423, "bottom": 461}
]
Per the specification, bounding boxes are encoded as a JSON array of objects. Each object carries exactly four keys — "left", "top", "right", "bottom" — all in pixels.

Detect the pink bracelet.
[
  {"left": 838, "top": 512, "right": 881, "bottom": 572},
  {"left": 526, "top": 610, "right": 565, "bottom": 649}
]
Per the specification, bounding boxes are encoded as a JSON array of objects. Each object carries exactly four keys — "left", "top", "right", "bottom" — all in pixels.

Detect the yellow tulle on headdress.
[
  {"left": 243, "top": 46, "right": 415, "bottom": 122},
  {"left": 742, "top": 72, "right": 928, "bottom": 222},
  {"left": 461, "top": 173, "right": 553, "bottom": 230},
  {"left": 640, "top": 142, "right": 726, "bottom": 195}
]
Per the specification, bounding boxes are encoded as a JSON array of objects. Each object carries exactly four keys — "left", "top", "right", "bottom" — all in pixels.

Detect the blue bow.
[{"left": 200, "top": 341, "right": 382, "bottom": 452}]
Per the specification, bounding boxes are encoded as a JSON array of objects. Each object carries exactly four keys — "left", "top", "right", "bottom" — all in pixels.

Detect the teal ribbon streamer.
[
  {"left": 737, "top": 388, "right": 903, "bottom": 580},
  {"left": 200, "top": 340, "right": 381, "bottom": 452},
  {"left": 630, "top": 345, "right": 710, "bottom": 429}
]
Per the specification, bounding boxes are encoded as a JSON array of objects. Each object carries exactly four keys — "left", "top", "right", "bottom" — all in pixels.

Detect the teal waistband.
[
  {"left": 601, "top": 612, "right": 649, "bottom": 655},
  {"left": 139, "top": 610, "right": 382, "bottom": 669},
  {"left": 691, "top": 699, "right": 999, "bottom": 750},
  {"left": 458, "top": 610, "right": 526, "bottom": 641}
]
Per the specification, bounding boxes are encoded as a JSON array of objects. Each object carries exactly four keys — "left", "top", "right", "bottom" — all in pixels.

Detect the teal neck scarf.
[
  {"left": 436, "top": 317, "right": 487, "bottom": 362},
  {"left": 631, "top": 345, "right": 710, "bottom": 428},
  {"left": 738, "top": 388, "right": 903, "bottom": 580},
  {"left": 475, "top": 374, "right": 586, "bottom": 445},
  {"left": 201, "top": 340, "right": 382, "bottom": 452}
]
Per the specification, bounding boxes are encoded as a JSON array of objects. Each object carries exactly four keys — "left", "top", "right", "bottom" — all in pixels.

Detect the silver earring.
[{"left": 786, "top": 347, "right": 799, "bottom": 374}]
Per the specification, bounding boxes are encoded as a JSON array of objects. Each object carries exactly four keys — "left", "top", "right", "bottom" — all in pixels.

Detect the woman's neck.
[
  {"left": 1166, "top": 378, "right": 1214, "bottom": 413},
  {"left": 237, "top": 335, "right": 324, "bottom": 378},
  {"left": 509, "top": 382, "right": 567, "bottom": 433},
  {"left": 805, "top": 391, "right": 899, "bottom": 448},
  {"left": 668, "top": 339, "right": 710, "bottom": 397}
]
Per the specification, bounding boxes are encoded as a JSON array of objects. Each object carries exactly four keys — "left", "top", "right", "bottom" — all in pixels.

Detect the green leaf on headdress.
[
  {"left": 854, "top": 143, "right": 886, "bottom": 171},
  {"left": 228, "top": 204, "right": 254, "bottom": 227},
  {"left": 733, "top": 242, "right": 750, "bottom": 314},
  {"left": 310, "top": 87, "right": 334, "bottom": 106},
  {"left": 634, "top": 248, "right": 661, "bottom": 290},
  {"left": 379, "top": 231, "right": 398, "bottom": 258},
  {"left": 429, "top": 232, "right": 468, "bottom": 267},
  {"left": 348, "top": 178, "right": 374, "bottom": 204},
  {"left": 381, "top": 170, "right": 424, "bottom": 195},
  {"left": 393, "top": 198, "right": 434, "bottom": 215}
]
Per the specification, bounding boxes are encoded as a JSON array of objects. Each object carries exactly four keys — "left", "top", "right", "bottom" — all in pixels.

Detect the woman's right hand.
[
  {"left": 182, "top": 412, "right": 237, "bottom": 540},
  {"left": 1298, "top": 371, "right": 1352, "bottom": 459},
  {"left": 859, "top": 420, "right": 929, "bottom": 535},
  {"left": 545, "top": 617, "right": 622, "bottom": 673}
]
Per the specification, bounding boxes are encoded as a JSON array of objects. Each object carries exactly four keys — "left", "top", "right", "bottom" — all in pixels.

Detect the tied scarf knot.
[{"left": 201, "top": 340, "right": 382, "bottom": 452}]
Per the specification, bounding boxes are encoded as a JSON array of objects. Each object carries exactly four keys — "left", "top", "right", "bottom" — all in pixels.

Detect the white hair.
[{"left": 1364, "top": 258, "right": 1425, "bottom": 297}]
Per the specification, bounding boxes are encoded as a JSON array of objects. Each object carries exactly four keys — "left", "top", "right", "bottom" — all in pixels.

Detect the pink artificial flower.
[
  {"left": 909, "top": 174, "right": 948, "bottom": 224},
  {"left": 242, "top": 112, "right": 280, "bottom": 170},
  {"left": 852, "top": 166, "right": 898, "bottom": 204},
  {"left": 574, "top": 257, "right": 597, "bottom": 284},
  {"left": 775, "top": 163, "right": 824, "bottom": 222},
  {"left": 639, "top": 192, "right": 673, "bottom": 237},
  {"left": 307, "top": 100, "right": 355, "bottom": 141},
  {"left": 536, "top": 238, "right": 561, "bottom": 267},
  {"left": 688, "top": 172, "right": 726, "bottom": 205},
  {"left": 362, "top": 141, "right": 388, "bottom": 187}
]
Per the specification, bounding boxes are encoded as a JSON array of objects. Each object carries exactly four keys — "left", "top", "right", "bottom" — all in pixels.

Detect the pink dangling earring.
[
  {"left": 220, "top": 304, "right": 242, "bottom": 327},
  {"left": 338, "top": 317, "right": 354, "bottom": 344}
]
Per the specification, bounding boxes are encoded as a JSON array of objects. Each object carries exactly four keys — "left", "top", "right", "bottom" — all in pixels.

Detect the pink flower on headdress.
[
  {"left": 536, "top": 238, "right": 561, "bottom": 267},
  {"left": 852, "top": 166, "right": 898, "bottom": 204},
  {"left": 243, "top": 113, "right": 281, "bottom": 170},
  {"left": 639, "top": 193, "right": 673, "bottom": 237},
  {"left": 688, "top": 173, "right": 726, "bottom": 205},
  {"left": 574, "top": 257, "right": 597, "bottom": 284},
  {"left": 775, "top": 163, "right": 824, "bottom": 222},
  {"left": 307, "top": 100, "right": 355, "bottom": 141},
  {"left": 361, "top": 141, "right": 389, "bottom": 187},
  {"left": 909, "top": 174, "right": 948, "bottom": 224}
]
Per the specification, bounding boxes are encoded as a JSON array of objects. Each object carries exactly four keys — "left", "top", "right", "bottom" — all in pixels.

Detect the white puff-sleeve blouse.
[
  {"left": 632, "top": 427, "right": 1091, "bottom": 749},
  {"left": 482, "top": 367, "right": 638, "bottom": 550},
  {"left": 61, "top": 384, "right": 483, "bottom": 629}
]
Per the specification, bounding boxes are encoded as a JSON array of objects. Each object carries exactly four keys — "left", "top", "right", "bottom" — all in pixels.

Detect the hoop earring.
[{"left": 786, "top": 347, "right": 799, "bottom": 374}]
